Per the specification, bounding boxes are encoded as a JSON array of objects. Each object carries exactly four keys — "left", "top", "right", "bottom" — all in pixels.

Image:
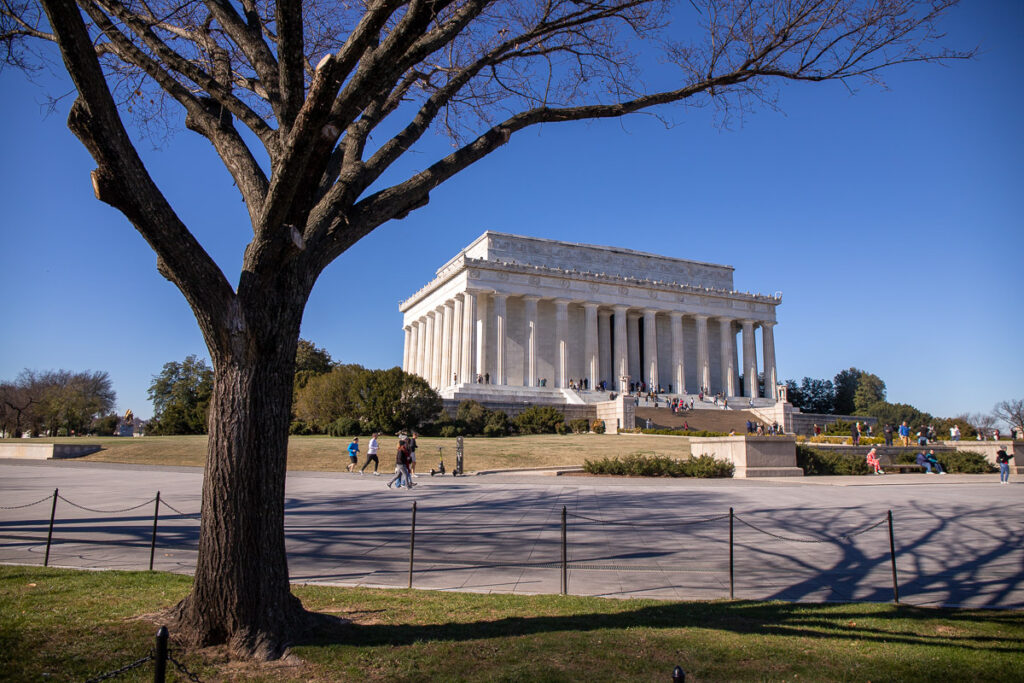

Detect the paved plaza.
[{"left": 1, "top": 459, "right": 1021, "bottom": 610}]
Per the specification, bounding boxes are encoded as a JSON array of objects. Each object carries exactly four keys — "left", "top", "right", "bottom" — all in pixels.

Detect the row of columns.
[{"left": 402, "top": 292, "right": 778, "bottom": 398}]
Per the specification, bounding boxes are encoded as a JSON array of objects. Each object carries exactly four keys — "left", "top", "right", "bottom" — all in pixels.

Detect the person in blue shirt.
[
  {"left": 346, "top": 437, "right": 359, "bottom": 472},
  {"left": 899, "top": 421, "right": 911, "bottom": 447}
]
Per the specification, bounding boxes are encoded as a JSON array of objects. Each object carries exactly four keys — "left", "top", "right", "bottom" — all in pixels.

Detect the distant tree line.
[
  {"left": 784, "top": 367, "right": 1019, "bottom": 437},
  {"left": 0, "top": 369, "right": 116, "bottom": 437}
]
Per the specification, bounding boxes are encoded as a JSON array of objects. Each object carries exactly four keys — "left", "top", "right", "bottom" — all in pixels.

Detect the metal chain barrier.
[
  {"left": 567, "top": 512, "right": 731, "bottom": 527},
  {"left": 733, "top": 514, "right": 888, "bottom": 544},
  {"left": 0, "top": 493, "right": 56, "bottom": 509},
  {"left": 57, "top": 494, "right": 156, "bottom": 515},
  {"left": 159, "top": 499, "right": 201, "bottom": 519},
  {"left": 84, "top": 652, "right": 154, "bottom": 682},
  {"left": 168, "top": 651, "right": 205, "bottom": 682}
]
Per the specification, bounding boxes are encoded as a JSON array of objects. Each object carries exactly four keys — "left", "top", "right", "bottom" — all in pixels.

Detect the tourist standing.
[
  {"left": 899, "top": 421, "right": 911, "bottom": 447},
  {"left": 851, "top": 421, "right": 860, "bottom": 446},
  {"left": 346, "top": 437, "right": 359, "bottom": 472},
  {"left": 996, "top": 447, "right": 1013, "bottom": 484},
  {"left": 883, "top": 423, "right": 894, "bottom": 447},
  {"left": 361, "top": 433, "right": 380, "bottom": 475},
  {"left": 951, "top": 424, "right": 961, "bottom": 442}
]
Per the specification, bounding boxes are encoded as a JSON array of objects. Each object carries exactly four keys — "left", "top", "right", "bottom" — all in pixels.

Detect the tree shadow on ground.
[{"left": 294, "top": 599, "right": 1024, "bottom": 654}]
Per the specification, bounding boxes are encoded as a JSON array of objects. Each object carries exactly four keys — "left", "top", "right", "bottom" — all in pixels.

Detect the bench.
[{"left": 882, "top": 463, "right": 925, "bottom": 473}]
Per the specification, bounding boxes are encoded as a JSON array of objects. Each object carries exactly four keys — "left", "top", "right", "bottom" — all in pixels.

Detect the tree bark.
[{"left": 171, "top": 292, "right": 312, "bottom": 659}]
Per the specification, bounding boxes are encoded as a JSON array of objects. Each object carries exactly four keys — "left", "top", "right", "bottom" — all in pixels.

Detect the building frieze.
[{"left": 399, "top": 254, "right": 781, "bottom": 314}]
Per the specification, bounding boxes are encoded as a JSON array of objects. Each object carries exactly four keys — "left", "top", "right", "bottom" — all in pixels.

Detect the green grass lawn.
[
  {"left": 1, "top": 566, "right": 1021, "bottom": 682},
  {"left": 2, "top": 433, "right": 694, "bottom": 472}
]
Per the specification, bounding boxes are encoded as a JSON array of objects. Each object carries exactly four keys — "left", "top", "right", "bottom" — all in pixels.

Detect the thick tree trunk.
[{"left": 172, "top": 302, "right": 312, "bottom": 659}]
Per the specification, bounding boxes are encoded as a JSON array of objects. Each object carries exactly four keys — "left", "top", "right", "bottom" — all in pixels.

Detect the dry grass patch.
[{"left": 7, "top": 433, "right": 693, "bottom": 472}]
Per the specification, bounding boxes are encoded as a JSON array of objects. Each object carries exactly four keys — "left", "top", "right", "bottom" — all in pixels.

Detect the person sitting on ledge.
[
  {"left": 925, "top": 449, "right": 947, "bottom": 475},
  {"left": 866, "top": 447, "right": 884, "bottom": 475}
]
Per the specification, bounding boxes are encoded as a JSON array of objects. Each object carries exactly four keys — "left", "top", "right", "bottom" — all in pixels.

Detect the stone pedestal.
[{"left": 688, "top": 435, "right": 803, "bottom": 478}]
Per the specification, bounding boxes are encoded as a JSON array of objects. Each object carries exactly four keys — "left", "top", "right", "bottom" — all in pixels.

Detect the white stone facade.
[{"left": 399, "top": 232, "right": 781, "bottom": 400}]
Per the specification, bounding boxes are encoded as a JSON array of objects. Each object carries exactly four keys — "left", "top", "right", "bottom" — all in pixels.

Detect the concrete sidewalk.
[{"left": 1, "top": 460, "right": 1021, "bottom": 610}]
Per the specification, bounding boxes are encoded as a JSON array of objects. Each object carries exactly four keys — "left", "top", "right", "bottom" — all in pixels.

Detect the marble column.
[
  {"left": 627, "top": 312, "right": 641, "bottom": 384},
  {"left": 584, "top": 303, "right": 599, "bottom": 390},
  {"left": 416, "top": 318, "right": 427, "bottom": 378},
  {"left": 422, "top": 313, "right": 435, "bottom": 387},
  {"left": 476, "top": 293, "right": 489, "bottom": 382},
  {"left": 670, "top": 312, "right": 685, "bottom": 394},
  {"left": 613, "top": 305, "right": 629, "bottom": 393},
  {"left": 598, "top": 309, "right": 612, "bottom": 388},
  {"left": 493, "top": 293, "right": 507, "bottom": 385},
  {"left": 742, "top": 319, "right": 758, "bottom": 398},
  {"left": 555, "top": 299, "right": 570, "bottom": 388},
  {"left": 643, "top": 309, "right": 659, "bottom": 390},
  {"left": 401, "top": 323, "right": 413, "bottom": 376},
  {"left": 523, "top": 296, "right": 539, "bottom": 388},
  {"left": 431, "top": 306, "right": 444, "bottom": 388},
  {"left": 719, "top": 318, "right": 736, "bottom": 397},
  {"left": 451, "top": 295, "right": 464, "bottom": 385},
  {"left": 762, "top": 322, "right": 777, "bottom": 400},
  {"left": 440, "top": 301, "right": 454, "bottom": 387},
  {"left": 695, "top": 315, "right": 710, "bottom": 393},
  {"left": 460, "top": 291, "right": 475, "bottom": 384},
  {"left": 402, "top": 326, "right": 412, "bottom": 373}
]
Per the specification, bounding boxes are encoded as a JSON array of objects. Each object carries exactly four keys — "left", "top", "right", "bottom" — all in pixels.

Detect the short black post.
[
  {"left": 153, "top": 626, "right": 168, "bottom": 683},
  {"left": 888, "top": 509, "right": 899, "bottom": 604},
  {"left": 729, "top": 507, "right": 734, "bottom": 600},
  {"left": 561, "top": 505, "right": 567, "bottom": 595},
  {"left": 44, "top": 488, "right": 58, "bottom": 567},
  {"left": 673, "top": 665, "right": 686, "bottom": 682},
  {"left": 149, "top": 491, "right": 161, "bottom": 571},
  {"left": 408, "top": 500, "right": 417, "bottom": 589}
]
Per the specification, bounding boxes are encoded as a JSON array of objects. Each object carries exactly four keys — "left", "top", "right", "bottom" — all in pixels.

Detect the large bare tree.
[{"left": 2, "top": 0, "right": 969, "bottom": 659}]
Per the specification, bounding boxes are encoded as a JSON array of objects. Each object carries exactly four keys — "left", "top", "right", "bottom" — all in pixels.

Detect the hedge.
[{"left": 583, "top": 454, "right": 734, "bottom": 478}]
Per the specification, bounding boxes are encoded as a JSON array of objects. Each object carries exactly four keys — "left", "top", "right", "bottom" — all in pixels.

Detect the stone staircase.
[{"left": 635, "top": 406, "right": 766, "bottom": 434}]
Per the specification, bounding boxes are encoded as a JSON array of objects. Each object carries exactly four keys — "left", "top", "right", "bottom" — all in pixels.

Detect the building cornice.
[{"left": 399, "top": 255, "right": 781, "bottom": 313}]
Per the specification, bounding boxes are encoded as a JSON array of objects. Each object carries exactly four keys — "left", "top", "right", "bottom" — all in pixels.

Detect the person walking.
[
  {"left": 346, "top": 437, "right": 359, "bottom": 472},
  {"left": 408, "top": 431, "right": 419, "bottom": 477},
  {"left": 996, "top": 447, "right": 1014, "bottom": 484},
  {"left": 361, "top": 433, "right": 380, "bottom": 475},
  {"left": 387, "top": 437, "right": 415, "bottom": 489}
]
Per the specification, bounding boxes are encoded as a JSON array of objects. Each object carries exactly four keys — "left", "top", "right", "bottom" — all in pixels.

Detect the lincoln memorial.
[{"left": 399, "top": 232, "right": 782, "bottom": 406}]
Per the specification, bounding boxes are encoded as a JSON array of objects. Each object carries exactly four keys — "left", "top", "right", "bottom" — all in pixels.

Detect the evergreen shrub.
[
  {"left": 569, "top": 419, "right": 591, "bottom": 434},
  {"left": 895, "top": 449, "right": 994, "bottom": 473},
  {"left": 796, "top": 444, "right": 870, "bottom": 475},
  {"left": 583, "top": 453, "right": 733, "bottom": 478},
  {"left": 513, "top": 406, "right": 565, "bottom": 434}
]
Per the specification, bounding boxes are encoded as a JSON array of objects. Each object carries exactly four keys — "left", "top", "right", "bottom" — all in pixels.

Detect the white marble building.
[{"left": 399, "top": 232, "right": 781, "bottom": 403}]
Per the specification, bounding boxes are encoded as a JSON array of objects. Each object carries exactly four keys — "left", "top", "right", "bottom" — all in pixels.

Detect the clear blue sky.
[{"left": 1, "top": 1, "right": 1021, "bottom": 422}]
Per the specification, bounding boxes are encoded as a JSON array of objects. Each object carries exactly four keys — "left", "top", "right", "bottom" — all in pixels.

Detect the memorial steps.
[{"left": 437, "top": 383, "right": 587, "bottom": 405}]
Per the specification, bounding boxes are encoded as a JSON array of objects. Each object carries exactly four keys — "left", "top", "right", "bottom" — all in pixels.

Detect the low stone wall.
[
  {"left": 800, "top": 441, "right": 1020, "bottom": 471},
  {"left": 0, "top": 443, "right": 102, "bottom": 460},
  {"left": 789, "top": 412, "right": 878, "bottom": 436},
  {"left": 688, "top": 436, "right": 802, "bottom": 478}
]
